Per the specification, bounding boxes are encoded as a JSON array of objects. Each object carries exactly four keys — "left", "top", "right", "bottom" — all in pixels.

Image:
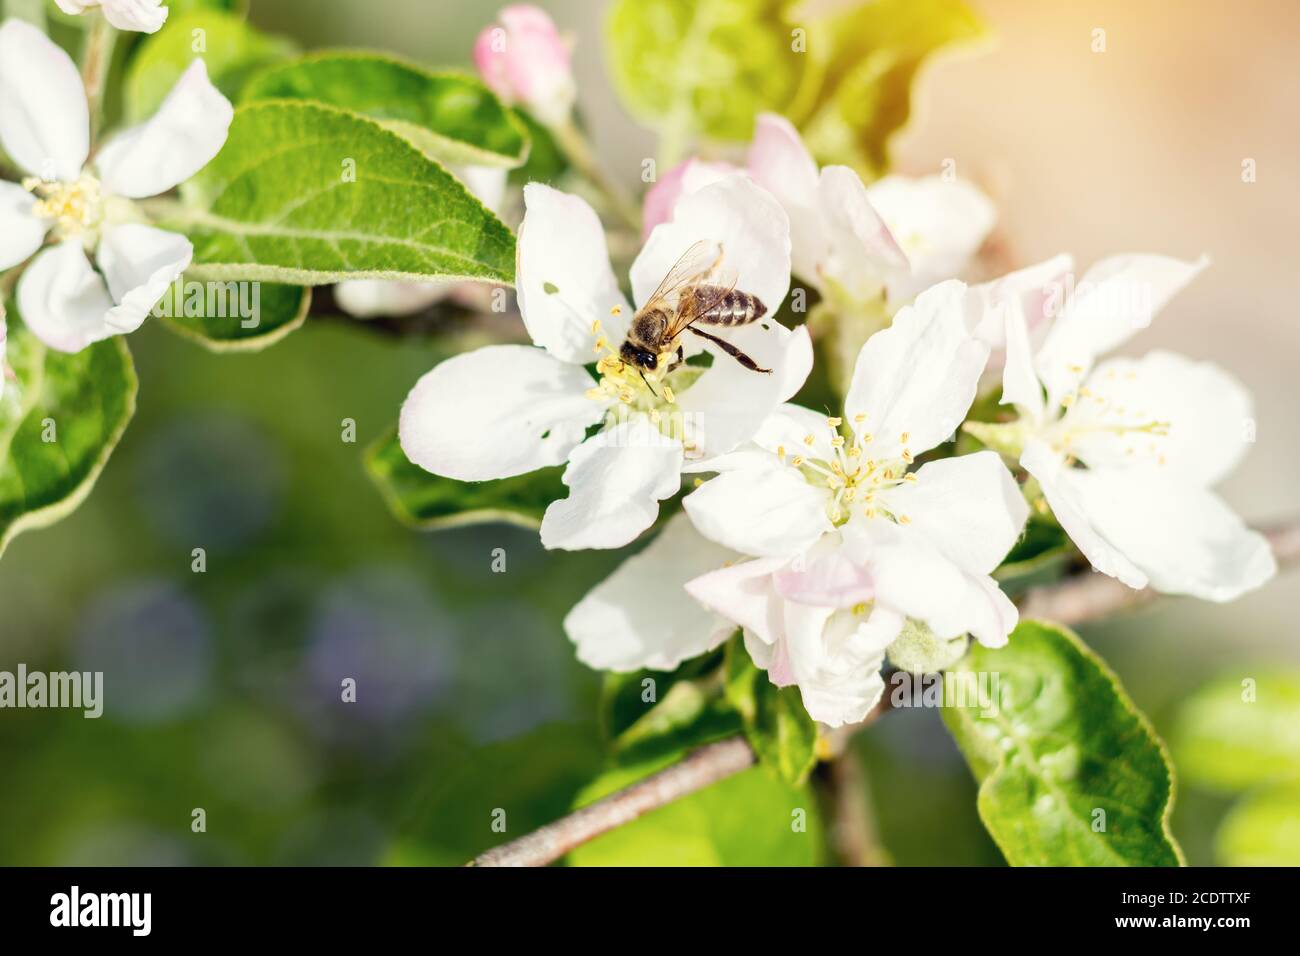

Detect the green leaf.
[
  {"left": 154, "top": 277, "right": 310, "bottom": 351},
  {"left": 994, "top": 516, "right": 1074, "bottom": 595},
  {"left": 567, "top": 755, "right": 824, "bottom": 866},
  {"left": 364, "top": 425, "right": 562, "bottom": 531},
  {"left": 605, "top": 0, "right": 802, "bottom": 147},
  {"left": 724, "top": 636, "right": 817, "bottom": 785},
  {"left": 123, "top": 10, "right": 295, "bottom": 124},
  {"left": 1171, "top": 670, "right": 1300, "bottom": 793},
  {"left": 1214, "top": 781, "right": 1300, "bottom": 866},
  {"left": 242, "top": 52, "right": 529, "bottom": 170},
  {"left": 0, "top": 321, "right": 137, "bottom": 557},
  {"left": 942, "top": 620, "right": 1183, "bottom": 866},
  {"left": 508, "top": 108, "right": 568, "bottom": 186},
  {"left": 796, "top": 0, "right": 986, "bottom": 176},
  {"left": 167, "top": 101, "right": 516, "bottom": 286},
  {"left": 599, "top": 648, "right": 743, "bottom": 766}
]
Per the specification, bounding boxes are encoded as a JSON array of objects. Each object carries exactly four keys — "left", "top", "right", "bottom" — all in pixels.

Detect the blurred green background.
[{"left": 0, "top": 0, "right": 1296, "bottom": 866}]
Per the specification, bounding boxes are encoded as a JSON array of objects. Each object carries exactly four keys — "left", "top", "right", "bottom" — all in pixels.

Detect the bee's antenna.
[{"left": 640, "top": 368, "right": 659, "bottom": 398}]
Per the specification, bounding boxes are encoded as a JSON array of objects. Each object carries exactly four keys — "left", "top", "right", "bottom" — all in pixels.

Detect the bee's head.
[{"left": 620, "top": 340, "right": 657, "bottom": 370}]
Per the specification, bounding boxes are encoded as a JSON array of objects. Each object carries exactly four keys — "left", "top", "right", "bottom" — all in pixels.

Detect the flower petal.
[
  {"left": 844, "top": 518, "right": 1018, "bottom": 647},
  {"left": 817, "top": 165, "right": 908, "bottom": 298},
  {"left": 564, "top": 513, "right": 738, "bottom": 671},
  {"left": 879, "top": 451, "right": 1028, "bottom": 575},
  {"left": 540, "top": 420, "right": 684, "bottom": 550},
  {"left": 746, "top": 113, "right": 823, "bottom": 284},
  {"left": 516, "top": 183, "right": 631, "bottom": 364},
  {"left": 95, "top": 59, "right": 233, "bottom": 199},
  {"left": 865, "top": 175, "right": 996, "bottom": 304},
  {"left": 1071, "top": 468, "right": 1275, "bottom": 601},
  {"left": 782, "top": 602, "right": 902, "bottom": 727},
  {"left": 0, "top": 19, "right": 89, "bottom": 180},
  {"left": 682, "top": 458, "right": 832, "bottom": 558},
  {"left": 632, "top": 173, "right": 791, "bottom": 320},
  {"left": 772, "top": 543, "right": 874, "bottom": 607},
  {"left": 641, "top": 157, "right": 735, "bottom": 238},
  {"left": 753, "top": 402, "right": 840, "bottom": 461},
  {"left": 1070, "top": 350, "right": 1255, "bottom": 487},
  {"left": 844, "top": 279, "right": 990, "bottom": 461},
  {"left": 0, "top": 180, "right": 50, "bottom": 270},
  {"left": 99, "top": 0, "right": 169, "bottom": 33},
  {"left": 15, "top": 240, "right": 116, "bottom": 353},
  {"left": 1034, "top": 253, "right": 1208, "bottom": 408},
  {"left": 998, "top": 296, "right": 1045, "bottom": 420},
  {"left": 676, "top": 322, "right": 813, "bottom": 456},
  {"left": 97, "top": 222, "right": 192, "bottom": 334},
  {"left": 685, "top": 555, "right": 789, "bottom": 646},
  {"left": 1021, "top": 438, "right": 1148, "bottom": 589},
  {"left": 333, "top": 279, "right": 453, "bottom": 318},
  {"left": 968, "top": 254, "right": 1074, "bottom": 348},
  {"left": 399, "top": 344, "right": 605, "bottom": 482}
]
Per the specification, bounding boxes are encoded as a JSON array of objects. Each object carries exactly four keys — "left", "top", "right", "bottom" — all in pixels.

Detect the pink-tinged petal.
[
  {"left": 95, "top": 59, "right": 233, "bottom": 199},
  {"left": 746, "top": 113, "right": 827, "bottom": 287},
  {"left": 641, "top": 158, "right": 736, "bottom": 239},
  {"left": 474, "top": 5, "right": 575, "bottom": 126},
  {"left": 772, "top": 548, "right": 873, "bottom": 607},
  {"left": 564, "top": 514, "right": 738, "bottom": 671},
  {"left": 817, "top": 165, "right": 909, "bottom": 297},
  {"left": 540, "top": 419, "right": 684, "bottom": 550},
  {"left": 0, "top": 19, "right": 89, "bottom": 180},
  {"left": 517, "top": 183, "right": 631, "bottom": 363},
  {"left": 399, "top": 344, "right": 606, "bottom": 482},
  {"left": 686, "top": 556, "right": 789, "bottom": 646}
]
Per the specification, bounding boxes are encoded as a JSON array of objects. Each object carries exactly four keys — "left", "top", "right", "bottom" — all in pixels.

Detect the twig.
[
  {"left": 468, "top": 518, "right": 1300, "bottom": 867},
  {"left": 468, "top": 737, "right": 756, "bottom": 867}
]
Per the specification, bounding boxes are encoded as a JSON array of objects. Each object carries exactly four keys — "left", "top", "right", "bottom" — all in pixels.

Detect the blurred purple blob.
[
  {"left": 73, "top": 580, "right": 212, "bottom": 723},
  {"left": 133, "top": 414, "right": 284, "bottom": 553},
  {"left": 299, "top": 567, "right": 454, "bottom": 742}
]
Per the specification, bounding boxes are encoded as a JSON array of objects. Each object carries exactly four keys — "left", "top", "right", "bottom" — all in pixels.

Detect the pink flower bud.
[{"left": 473, "top": 5, "right": 575, "bottom": 127}]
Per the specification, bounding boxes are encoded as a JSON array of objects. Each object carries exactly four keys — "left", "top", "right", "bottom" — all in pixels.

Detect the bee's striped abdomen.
[{"left": 688, "top": 285, "right": 767, "bottom": 327}]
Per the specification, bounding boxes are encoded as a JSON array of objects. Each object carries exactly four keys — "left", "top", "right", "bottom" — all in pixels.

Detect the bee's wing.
[
  {"left": 663, "top": 260, "right": 740, "bottom": 340},
  {"left": 640, "top": 240, "right": 724, "bottom": 316}
]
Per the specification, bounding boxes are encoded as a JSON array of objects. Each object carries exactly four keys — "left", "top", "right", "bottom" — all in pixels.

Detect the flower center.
[
  {"left": 24, "top": 174, "right": 104, "bottom": 238},
  {"left": 778, "top": 414, "right": 918, "bottom": 527},
  {"left": 1048, "top": 382, "right": 1171, "bottom": 463},
  {"left": 585, "top": 314, "right": 705, "bottom": 453}
]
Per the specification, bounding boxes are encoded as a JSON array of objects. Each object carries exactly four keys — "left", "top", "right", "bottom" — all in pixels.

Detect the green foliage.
[
  {"left": 599, "top": 648, "right": 743, "bottom": 765},
  {"left": 242, "top": 52, "right": 529, "bottom": 169},
  {"left": 0, "top": 321, "right": 137, "bottom": 557},
  {"left": 795, "top": 0, "right": 986, "bottom": 176},
  {"left": 365, "top": 425, "right": 563, "bottom": 531},
  {"left": 170, "top": 101, "right": 516, "bottom": 285},
  {"left": 605, "top": 0, "right": 802, "bottom": 150},
  {"left": 1171, "top": 670, "right": 1300, "bottom": 793},
  {"left": 942, "top": 620, "right": 1183, "bottom": 866},
  {"left": 508, "top": 109, "right": 568, "bottom": 186},
  {"left": 155, "top": 279, "right": 310, "bottom": 351},
  {"left": 123, "top": 10, "right": 295, "bottom": 124},
  {"left": 567, "top": 755, "right": 824, "bottom": 866},
  {"left": 1214, "top": 782, "right": 1300, "bottom": 866},
  {"left": 724, "top": 637, "right": 817, "bottom": 785},
  {"left": 993, "top": 516, "right": 1074, "bottom": 595}
]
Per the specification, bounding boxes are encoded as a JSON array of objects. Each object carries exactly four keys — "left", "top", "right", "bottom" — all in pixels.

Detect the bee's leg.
[
  {"left": 666, "top": 345, "right": 685, "bottom": 372},
  {"left": 687, "top": 327, "right": 772, "bottom": 374}
]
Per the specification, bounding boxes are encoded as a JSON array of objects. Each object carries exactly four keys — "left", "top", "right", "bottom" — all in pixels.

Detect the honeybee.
[{"left": 619, "top": 241, "right": 771, "bottom": 376}]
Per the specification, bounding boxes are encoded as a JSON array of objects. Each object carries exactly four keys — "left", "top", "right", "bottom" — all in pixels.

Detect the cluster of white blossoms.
[
  {"left": 0, "top": 18, "right": 232, "bottom": 354},
  {"left": 386, "top": 23, "right": 1275, "bottom": 726}
]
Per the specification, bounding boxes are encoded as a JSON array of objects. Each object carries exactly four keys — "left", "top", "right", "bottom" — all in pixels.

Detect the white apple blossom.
[
  {"left": 642, "top": 114, "right": 997, "bottom": 313},
  {"left": 566, "top": 280, "right": 1029, "bottom": 726},
  {"left": 0, "top": 20, "right": 232, "bottom": 353},
  {"left": 55, "top": 0, "right": 168, "bottom": 34},
  {"left": 398, "top": 174, "right": 812, "bottom": 551},
  {"left": 334, "top": 165, "right": 509, "bottom": 318},
  {"left": 982, "top": 254, "right": 1276, "bottom": 601}
]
